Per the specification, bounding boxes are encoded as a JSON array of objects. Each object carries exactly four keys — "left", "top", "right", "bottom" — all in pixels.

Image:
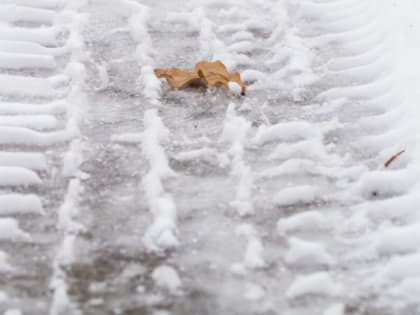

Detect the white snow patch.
[
  {"left": 0, "top": 152, "right": 47, "bottom": 171},
  {"left": 142, "top": 110, "right": 178, "bottom": 252},
  {"left": 244, "top": 282, "right": 266, "bottom": 301},
  {"left": 220, "top": 104, "right": 255, "bottom": 217},
  {"left": 111, "top": 132, "right": 143, "bottom": 144},
  {"left": 252, "top": 121, "right": 320, "bottom": 146},
  {"left": 0, "top": 115, "right": 58, "bottom": 130},
  {"left": 273, "top": 185, "right": 319, "bottom": 207},
  {"left": 323, "top": 304, "right": 345, "bottom": 315},
  {"left": 373, "top": 223, "right": 420, "bottom": 256},
  {"left": 286, "top": 237, "right": 335, "bottom": 267},
  {"left": 286, "top": 272, "right": 342, "bottom": 299},
  {"left": 152, "top": 265, "right": 182, "bottom": 293},
  {"left": 62, "top": 139, "right": 84, "bottom": 178},
  {"left": 0, "top": 194, "right": 43, "bottom": 215},
  {"left": 0, "top": 167, "right": 42, "bottom": 187},
  {"left": 0, "top": 100, "right": 67, "bottom": 115},
  {"left": 277, "top": 210, "right": 328, "bottom": 235},
  {"left": 0, "top": 218, "right": 30, "bottom": 241},
  {"left": 0, "top": 52, "right": 56, "bottom": 70},
  {"left": 228, "top": 81, "right": 242, "bottom": 95},
  {"left": 236, "top": 224, "right": 266, "bottom": 270},
  {"left": 0, "top": 251, "right": 13, "bottom": 273},
  {"left": 0, "top": 291, "right": 9, "bottom": 303}
]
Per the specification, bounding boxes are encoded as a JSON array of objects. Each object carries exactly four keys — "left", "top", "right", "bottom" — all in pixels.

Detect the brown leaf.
[
  {"left": 154, "top": 68, "right": 204, "bottom": 89},
  {"left": 154, "top": 60, "right": 246, "bottom": 95},
  {"left": 384, "top": 150, "right": 405, "bottom": 168}
]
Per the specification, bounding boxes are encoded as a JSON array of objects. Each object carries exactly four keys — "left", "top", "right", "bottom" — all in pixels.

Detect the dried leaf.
[
  {"left": 154, "top": 60, "right": 246, "bottom": 95},
  {"left": 154, "top": 68, "right": 204, "bottom": 89},
  {"left": 384, "top": 150, "right": 405, "bottom": 168}
]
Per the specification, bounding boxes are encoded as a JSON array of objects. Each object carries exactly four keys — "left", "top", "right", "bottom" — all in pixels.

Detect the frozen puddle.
[{"left": 1, "top": 0, "right": 420, "bottom": 314}]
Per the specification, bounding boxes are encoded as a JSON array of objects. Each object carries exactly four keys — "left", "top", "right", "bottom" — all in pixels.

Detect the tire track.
[{"left": 0, "top": 0, "right": 87, "bottom": 314}]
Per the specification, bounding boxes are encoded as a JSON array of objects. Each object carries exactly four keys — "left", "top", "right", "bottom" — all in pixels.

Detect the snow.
[
  {"left": 0, "top": 167, "right": 42, "bottom": 187},
  {"left": 273, "top": 185, "right": 319, "bottom": 207},
  {"left": 0, "top": 5, "right": 55, "bottom": 24},
  {"left": 0, "top": 0, "right": 62, "bottom": 9},
  {"left": 0, "top": 52, "right": 56, "bottom": 69},
  {"left": 172, "top": 147, "right": 217, "bottom": 162},
  {"left": 244, "top": 282, "right": 265, "bottom": 301},
  {"left": 380, "top": 253, "right": 420, "bottom": 282},
  {"left": 57, "top": 179, "right": 84, "bottom": 233},
  {"left": 241, "top": 69, "right": 264, "bottom": 83},
  {"left": 0, "top": 101, "right": 67, "bottom": 115},
  {"left": 373, "top": 223, "right": 420, "bottom": 256},
  {"left": 286, "top": 272, "right": 342, "bottom": 299},
  {"left": 1, "top": 0, "right": 420, "bottom": 312},
  {"left": 236, "top": 224, "right": 266, "bottom": 270},
  {"left": 0, "top": 218, "right": 29, "bottom": 241},
  {"left": 62, "top": 139, "right": 83, "bottom": 177},
  {"left": 220, "top": 104, "right": 255, "bottom": 217},
  {"left": 0, "top": 291, "right": 9, "bottom": 303},
  {"left": 0, "top": 251, "right": 13, "bottom": 273},
  {"left": 111, "top": 132, "right": 143, "bottom": 144},
  {"left": 122, "top": 0, "right": 161, "bottom": 105},
  {"left": 286, "top": 237, "right": 335, "bottom": 267},
  {"left": 0, "top": 25, "right": 63, "bottom": 46},
  {"left": 0, "top": 152, "right": 47, "bottom": 171},
  {"left": 0, "top": 115, "right": 58, "bottom": 130},
  {"left": 0, "top": 125, "right": 77, "bottom": 146},
  {"left": 0, "top": 75, "right": 57, "bottom": 97},
  {"left": 277, "top": 211, "right": 328, "bottom": 235},
  {"left": 0, "top": 194, "right": 43, "bottom": 215},
  {"left": 258, "top": 159, "right": 316, "bottom": 178},
  {"left": 269, "top": 139, "right": 329, "bottom": 161},
  {"left": 355, "top": 168, "right": 418, "bottom": 198},
  {"left": 152, "top": 265, "right": 182, "bottom": 292},
  {"left": 3, "top": 310, "right": 22, "bottom": 315},
  {"left": 142, "top": 109, "right": 179, "bottom": 252},
  {"left": 360, "top": 191, "right": 420, "bottom": 222},
  {"left": 0, "top": 40, "right": 67, "bottom": 56},
  {"left": 252, "top": 121, "right": 320, "bottom": 146},
  {"left": 323, "top": 304, "right": 344, "bottom": 315},
  {"left": 48, "top": 3, "right": 87, "bottom": 315},
  {"left": 228, "top": 81, "right": 242, "bottom": 95}
]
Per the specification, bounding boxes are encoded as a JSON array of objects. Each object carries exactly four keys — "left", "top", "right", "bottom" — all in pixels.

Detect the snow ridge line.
[
  {"left": 264, "top": 1, "right": 318, "bottom": 95},
  {"left": 193, "top": 3, "right": 253, "bottom": 71},
  {"left": 141, "top": 109, "right": 179, "bottom": 253},
  {"left": 49, "top": 2, "right": 87, "bottom": 314},
  {"left": 119, "top": 0, "right": 182, "bottom": 293},
  {"left": 120, "top": 0, "right": 161, "bottom": 105},
  {"left": 220, "top": 104, "right": 266, "bottom": 300},
  {"left": 220, "top": 104, "right": 255, "bottom": 218}
]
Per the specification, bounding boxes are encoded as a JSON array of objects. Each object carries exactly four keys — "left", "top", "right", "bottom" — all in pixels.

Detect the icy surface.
[{"left": 1, "top": 0, "right": 420, "bottom": 314}]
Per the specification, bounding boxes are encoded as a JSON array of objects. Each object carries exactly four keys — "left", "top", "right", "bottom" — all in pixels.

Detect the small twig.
[{"left": 384, "top": 150, "right": 405, "bottom": 168}]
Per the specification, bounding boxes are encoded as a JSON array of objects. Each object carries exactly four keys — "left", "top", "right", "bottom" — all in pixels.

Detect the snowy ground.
[{"left": 1, "top": 0, "right": 420, "bottom": 314}]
